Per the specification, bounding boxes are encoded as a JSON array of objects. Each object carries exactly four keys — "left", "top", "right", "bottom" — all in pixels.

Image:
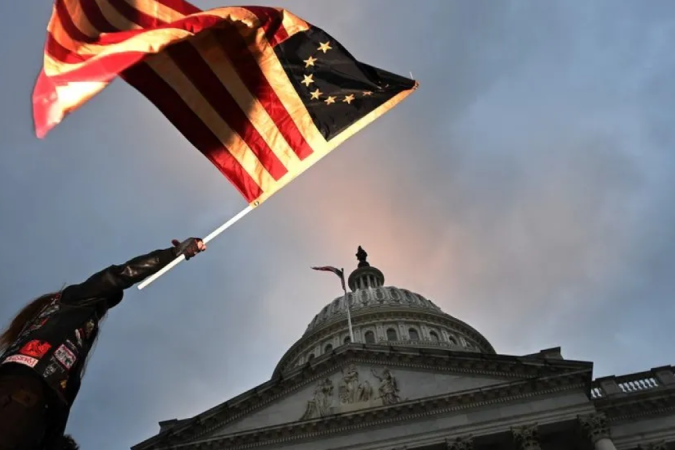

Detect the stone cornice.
[
  {"left": 155, "top": 370, "right": 590, "bottom": 450},
  {"left": 594, "top": 387, "right": 675, "bottom": 422},
  {"left": 133, "top": 347, "right": 592, "bottom": 450}
]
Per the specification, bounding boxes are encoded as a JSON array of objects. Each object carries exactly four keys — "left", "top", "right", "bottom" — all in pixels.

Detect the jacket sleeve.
[{"left": 61, "top": 247, "right": 178, "bottom": 304}]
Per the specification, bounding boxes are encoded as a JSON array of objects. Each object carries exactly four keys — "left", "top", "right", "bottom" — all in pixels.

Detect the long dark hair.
[{"left": 0, "top": 292, "right": 59, "bottom": 352}]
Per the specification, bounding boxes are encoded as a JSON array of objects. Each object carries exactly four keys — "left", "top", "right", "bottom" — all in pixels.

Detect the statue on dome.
[{"left": 356, "top": 246, "right": 370, "bottom": 268}]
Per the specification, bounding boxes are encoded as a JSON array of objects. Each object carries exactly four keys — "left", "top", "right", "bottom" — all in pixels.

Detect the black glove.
[{"left": 171, "top": 237, "right": 204, "bottom": 260}]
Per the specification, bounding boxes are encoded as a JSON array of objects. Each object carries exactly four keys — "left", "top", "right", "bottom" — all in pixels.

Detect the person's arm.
[{"left": 61, "top": 238, "right": 204, "bottom": 303}]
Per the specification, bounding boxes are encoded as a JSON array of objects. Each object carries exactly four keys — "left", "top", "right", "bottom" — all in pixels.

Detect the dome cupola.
[{"left": 347, "top": 246, "right": 385, "bottom": 291}]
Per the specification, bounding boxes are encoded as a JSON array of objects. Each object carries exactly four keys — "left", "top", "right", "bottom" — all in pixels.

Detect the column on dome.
[
  {"left": 578, "top": 413, "right": 617, "bottom": 450},
  {"left": 511, "top": 424, "right": 541, "bottom": 450},
  {"left": 445, "top": 435, "right": 473, "bottom": 450},
  {"left": 375, "top": 323, "right": 385, "bottom": 342},
  {"left": 440, "top": 329, "right": 450, "bottom": 341},
  {"left": 353, "top": 326, "right": 362, "bottom": 343},
  {"left": 398, "top": 322, "right": 407, "bottom": 340}
]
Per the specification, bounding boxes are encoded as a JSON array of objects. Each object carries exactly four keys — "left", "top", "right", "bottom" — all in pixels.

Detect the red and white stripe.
[{"left": 34, "top": 0, "right": 416, "bottom": 206}]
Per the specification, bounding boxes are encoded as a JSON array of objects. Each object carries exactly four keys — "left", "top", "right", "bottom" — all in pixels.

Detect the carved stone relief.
[
  {"left": 339, "top": 364, "right": 373, "bottom": 405},
  {"left": 300, "top": 365, "right": 403, "bottom": 420},
  {"left": 300, "top": 378, "right": 334, "bottom": 420},
  {"left": 372, "top": 367, "right": 401, "bottom": 405}
]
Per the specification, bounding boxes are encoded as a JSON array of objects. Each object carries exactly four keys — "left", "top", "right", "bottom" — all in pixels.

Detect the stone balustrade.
[{"left": 590, "top": 366, "right": 674, "bottom": 399}]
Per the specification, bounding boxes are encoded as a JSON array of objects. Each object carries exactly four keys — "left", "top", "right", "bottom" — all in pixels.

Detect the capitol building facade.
[{"left": 133, "top": 249, "right": 675, "bottom": 450}]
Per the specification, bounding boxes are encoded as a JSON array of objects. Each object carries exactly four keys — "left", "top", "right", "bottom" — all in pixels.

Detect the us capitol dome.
[
  {"left": 274, "top": 246, "right": 495, "bottom": 375},
  {"left": 133, "top": 246, "right": 675, "bottom": 450}
]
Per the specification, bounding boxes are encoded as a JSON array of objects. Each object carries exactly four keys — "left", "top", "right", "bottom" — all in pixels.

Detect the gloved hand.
[{"left": 171, "top": 237, "right": 206, "bottom": 260}]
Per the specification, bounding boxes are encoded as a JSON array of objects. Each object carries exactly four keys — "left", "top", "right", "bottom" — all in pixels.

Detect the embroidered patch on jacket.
[
  {"left": 2, "top": 354, "right": 39, "bottom": 368},
  {"left": 54, "top": 344, "right": 77, "bottom": 369},
  {"left": 64, "top": 340, "right": 79, "bottom": 354},
  {"left": 44, "top": 361, "right": 63, "bottom": 377},
  {"left": 19, "top": 340, "right": 52, "bottom": 358}
]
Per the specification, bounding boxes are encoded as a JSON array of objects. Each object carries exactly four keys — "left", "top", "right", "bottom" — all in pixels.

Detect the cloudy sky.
[{"left": 1, "top": 1, "right": 674, "bottom": 448}]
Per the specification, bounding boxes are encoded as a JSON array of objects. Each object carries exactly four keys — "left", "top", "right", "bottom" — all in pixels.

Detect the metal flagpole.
[
  {"left": 137, "top": 205, "right": 255, "bottom": 290},
  {"left": 342, "top": 268, "right": 355, "bottom": 343}
]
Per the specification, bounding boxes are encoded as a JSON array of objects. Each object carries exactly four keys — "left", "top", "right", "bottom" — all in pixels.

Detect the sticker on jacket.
[
  {"left": 44, "top": 361, "right": 65, "bottom": 378},
  {"left": 19, "top": 340, "right": 52, "bottom": 358},
  {"left": 64, "top": 340, "right": 79, "bottom": 355},
  {"left": 54, "top": 344, "right": 77, "bottom": 369},
  {"left": 2, "top": 354, "right": 39, "bottom": 368}
]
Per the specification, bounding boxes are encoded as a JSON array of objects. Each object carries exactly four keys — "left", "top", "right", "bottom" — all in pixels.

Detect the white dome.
[{"left": 273, "top": 248, "right": 495, "bottom": 376}]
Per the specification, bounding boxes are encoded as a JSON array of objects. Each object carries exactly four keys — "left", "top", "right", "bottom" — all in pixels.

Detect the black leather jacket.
[{"left": 0, "top": 246, "right": 179, "bottom": 448}]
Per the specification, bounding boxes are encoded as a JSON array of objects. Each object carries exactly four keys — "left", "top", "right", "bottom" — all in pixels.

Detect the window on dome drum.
[
  {"left": 429, "top": 331, "right": 439, "bottom": 341},
  {"left": 324, "top": 344, "right": 333, "bottom": 353},
  {"left": 343, "top": 336, "right": 351, "bottom": 344},
  {"left": 364, "top": 331, "right": 375, "bottom": 344},
  {"left": 308, "top": 353, "right": 315, "bottom": 360},
  {"left": 386, "top": 328, "right": 398, "bottom": 341},
  {"left": 408, "top": 328, "right": 420, "bottom": 340}
]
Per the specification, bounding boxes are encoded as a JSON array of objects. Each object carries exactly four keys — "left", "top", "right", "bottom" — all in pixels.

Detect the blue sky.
[{"left": 1, "top": 1, "right": 674, "bottom": 449}]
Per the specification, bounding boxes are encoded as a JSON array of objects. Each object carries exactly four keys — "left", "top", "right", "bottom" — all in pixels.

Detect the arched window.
[
  {"left": 324, "top": 343, "right": 333, "bottom": 353},
  {"left": 386, "top": 328, "right": 398, "bottom": 341},
  {"left": 364, "top": 331, "right": 375, "bottom": 344},
  {"left": 448, "top": 335, "right": 458, "bottom": 345},
  {"left": 408, "top": 328, "right": 420, "bottom": 340},
  {"left": 343, "top": 336, "right": 351, "bottom": 344},
  {"left": 429, "top": 331, "right": 439, "bottom": 341},
  {"left": 308, "top": 353, "right": 315, "bottom": 361}
]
